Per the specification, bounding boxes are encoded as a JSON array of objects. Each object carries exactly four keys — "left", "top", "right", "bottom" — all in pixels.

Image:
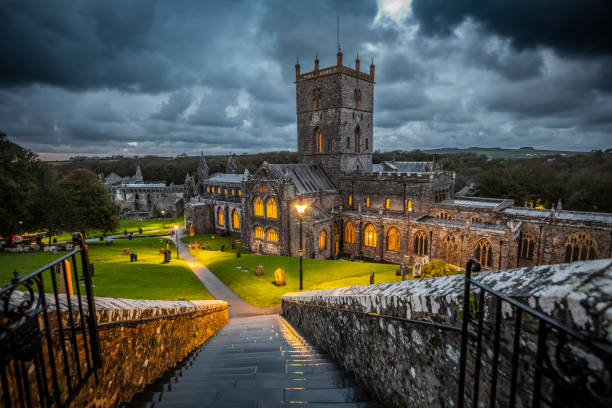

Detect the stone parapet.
[{"left": 282, "top": 260, "right": 612, "bottom": 407}]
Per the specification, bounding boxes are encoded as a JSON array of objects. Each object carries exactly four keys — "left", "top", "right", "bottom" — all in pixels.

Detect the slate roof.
[
  {"left": 503, "top": 208, "right": 612, "bottom": 223},
  {"left": 123, "top": 183, "right": 166, "bottom": 188},
  {"left": 416, "top": 215, "right": 507, "bottom": 231},
  {"left": 207, "top": 173, "right": 243, "bottom": 184},
  {"left": 383, "top": 161, "right": 437, "bottom": 173},
  {"left": 268, "top": 164, "right": 336, "bottom": 195},
  {"left": 441, "top": 198, "right": 506, "bottom": 208}
]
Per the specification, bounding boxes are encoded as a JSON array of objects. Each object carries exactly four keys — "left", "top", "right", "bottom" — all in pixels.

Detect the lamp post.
[
  {"left": 295, "top": 203, "right": 308, "bottom": 290},
  {"left": 174, "top": 225, "right": 179, "bottom": 259}
]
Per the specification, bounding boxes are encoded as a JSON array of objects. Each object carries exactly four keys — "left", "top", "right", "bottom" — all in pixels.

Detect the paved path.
[
  {"left": 126, "top": 314, "right": 375, "bottom": 407},
  {"left": 176, "top": 230, "right": 280, "bottom": 318}
]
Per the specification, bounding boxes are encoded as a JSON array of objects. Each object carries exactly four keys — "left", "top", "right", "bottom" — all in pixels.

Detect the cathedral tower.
[{"left": 295, "top": 51, "right": 374, "bottom": 180}]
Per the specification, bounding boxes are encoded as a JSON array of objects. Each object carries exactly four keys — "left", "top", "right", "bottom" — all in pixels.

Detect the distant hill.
[{"left": 422, "top": 147, "right": 585, "bottom": 159}]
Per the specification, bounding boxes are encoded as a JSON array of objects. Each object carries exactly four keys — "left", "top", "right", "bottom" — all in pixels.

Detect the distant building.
[
  {"left": 103, "top": 166, "right": 184, "bottom": 218},
  {"left": 185, "top": 49, "right": 612, "bottom": 270}
]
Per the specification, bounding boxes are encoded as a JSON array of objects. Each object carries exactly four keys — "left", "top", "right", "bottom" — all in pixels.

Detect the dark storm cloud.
[
  {"left": 411, "top": 0, "right": 612, "bottom": 56},
  {"left": 1, "top": 0, "right": 611, "bottom": 156}
]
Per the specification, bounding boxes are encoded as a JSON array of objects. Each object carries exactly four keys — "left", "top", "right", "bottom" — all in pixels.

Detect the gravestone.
[
  {"left": 138, "top": 227, "right": 143, "bottom": 234},
  {"left": 395, "top": 268, "right": 401, "bottom": 276},
  {"left": 413, "top": 263, "right": 422, "bottom": 278},
  {"left": 211, "top": 235, "right": 215, "bottom": 240},
  {"left": 123, "top": 248, "right": 130, "bottom": 255},
  {"left": 128, "top": 233, "right": 133, "bottom": 240},
  {"left": 255, "top": 265, "right": 264, "bottom": 276},
  {"left": 220, "top": 244, "right": 225, "bottom": 252},
  {"left": 197, "top": 241, "right": 202, "bottom": 250},
  {"left": 130, "top": 253, "right": 138, "bottom": 262},
  {"left": 159, "top": 248, "right": 165, "bottom": 255},
  {"left": 164, "top": 249, "right": 171, "bottom": 263},
  {"left": 236, "top": 249, "right": 241, "bottom": 258},
  {"left": 370, "top": 269, "right": 375, "bottom": 284},
  {"left": 231, "top": 241, "right": 236, "bottom": 249},
  {"left": 274, "top": 268, "right": 285, "bottom": 286},
  {"left": 53, "top": 238, "right": 57, "bottom": 244}
]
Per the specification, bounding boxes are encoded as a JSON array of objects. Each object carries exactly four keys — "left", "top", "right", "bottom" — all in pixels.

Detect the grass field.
[
  {"left": 183, "top": 233, "right": 403, "bottom": 307},
  {"left": 0, "top": 237, "right": 212, "bottom": 301},
  {"left": 50, "top": 216, "right": 185, "bottom": 242}
]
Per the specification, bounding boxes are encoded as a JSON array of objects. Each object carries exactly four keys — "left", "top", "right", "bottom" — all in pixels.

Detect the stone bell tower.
[{"left": 295, "top": 50, "right": 375, "bottom": 181}]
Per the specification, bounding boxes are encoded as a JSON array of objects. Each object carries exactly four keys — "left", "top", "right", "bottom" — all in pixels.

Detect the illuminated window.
[
  {"left": 413, "top": 231, "right": 428, "bottom": 256},
  {"left": 474, "top": 239, "right": 493, "bottom": 267},
  {"left": 206, "top": 186, "right": 210, "bottom": 192},
  {"left": 366, "top": 197, "right": 370, "bottom": 208},
  {"left": 314, "top": 127, "right": 323, "bottom": 153},
  {"left": 318, "top": 230, "right": 327, "bottom": 250},
  {"left": 565, "top": 232, "right": 597, "bottom": 263},
  {"left": 266, "top": 228, "right": 278, "bottom": 242},
  {"left": 344, "top": 221, "right": 356, "bottom": 243},
  {"left": 385, "top": 198, "right": 390, "bottom": 209},
  {"left": 407, "top": 199, "right": 412, "bottom": 212},
  {"left": 364, "top": 224, "right": 376, "bottom": 247},
  {"left": 232, "top": 210, "right": 239, "bottom": 229},
  {"left": 519, "top": 231, "right": 535, "bottom": 259},
  {"left": 217, "top": 187, "right": 220, "bottom": 194},
  {"left": 217, "top": 207, "right": 224, "bottom": 226},
  {"left": 254, "top": 196, "right": 264, "bottom": 216},
  {"left": 266, "top": 197, "right": 278, "bottom": 219},
  {"left": 354, "top": 126, "right": 360, "bottom": 153},
  {"left": 387, "top": 227, "right": 400, "bottom": 252},
  {"left": 224, "top": 188, "right": 227, "bottom": 195},
  {"left": 231, "top": 189, "right": 235, "bottom": 195},
  {"left": 470, "top": 216, "right": 482, "bottom": 223},
  {"left": 348, "top": 195, "right": 352, "bottom": 206},
  {"left": 436, "top": 211, "right": 453, "bottom": 220},
  {"left": 255, "top": 226, "right": 264, "bottom": 239},
  {"left": 238, "top": 189, "right": 242, "bottom": 196},
  {"left": 260, "top": 184, "right": 268, "bottom": 193},
  {"left": 442, "top": 234, "right": 460, "bottom": 266}
]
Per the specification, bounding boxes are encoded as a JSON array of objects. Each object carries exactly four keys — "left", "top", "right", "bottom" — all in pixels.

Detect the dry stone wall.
[{"left": 282, "top": 259, "right": 612, "bottom": 407}]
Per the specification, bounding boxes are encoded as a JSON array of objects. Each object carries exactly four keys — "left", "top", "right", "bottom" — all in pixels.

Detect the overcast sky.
[{"left": 1, "top": 0, "right": 611, "bottom": 159}]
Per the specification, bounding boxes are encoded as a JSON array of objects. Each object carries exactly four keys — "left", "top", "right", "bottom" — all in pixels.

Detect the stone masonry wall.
[
  {"left": 3, "top": 296, "right": 228, "bottom": 408},
  {"left": 282, "top": 259, "right": 612, "bottom": 407}
]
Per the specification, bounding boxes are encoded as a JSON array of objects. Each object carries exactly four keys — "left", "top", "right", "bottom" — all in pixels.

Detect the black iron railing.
[
  {"left": 458, "top": 259, "right": 612, "bottom": 408},
  {"left": 0, "top": 233, "right": 102, "bottom": 408}
]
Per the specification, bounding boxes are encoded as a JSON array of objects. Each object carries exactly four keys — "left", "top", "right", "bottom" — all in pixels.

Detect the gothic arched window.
[
  {"left": 312, "top": 87, "right": 322, "bottom": 110},
  {"left": 344, "top": 221, "right": 356, "bottom": 244},
  {"left": 314, "top": 126, "right": 323, "bottom": 153},
  {"left": 470, "top": 216, "right": 482, "bottom": 223},
  {"left": 364, "top": 224, "right": 377, "bottom": 247},
  {"left": 387, "top": 227, "right": 400, "bottom": 252},
  {"left": 413, "top": 231, "right": 428, "bottom": 256},
  {"left": 353, "top": 88, "right": 361, "bottom": 109},
  {"left": 442, "top": 234, "right": 460, "bottom": 266},
  {"left": 564, "top": 232, "right": 597, "bottom": 263},
  {"left": 217, "top": 207, "right": 224, "bottom": 226},
  {"left": 318, "top": 230, "right": 327, "bottom": 250},
  {"left": 253, "top": 196, "right": 264, "bottom": 217},
  {"left": 254, "top": 226, "right": 264, "bottom": 239},
  {"left": 266, "top": 197, "right": 278, "bottom": 219},
  {"left": 354, "top": 126, "right": 360, "bottom": 153},
  {"left": 519, "top": 231, "right": 535, "bottom": 260},
  {"left": 232, "top": 210, "right": 240, "bottom": 229},
  {"left": 266, "top": 228, "right": 278, "bottom": 242},
  {"left": 474, "top": 239, "right": 493, "bottom": 267},
  {"left": 437, "top": 211, "right": 453, "bottom": 220}
]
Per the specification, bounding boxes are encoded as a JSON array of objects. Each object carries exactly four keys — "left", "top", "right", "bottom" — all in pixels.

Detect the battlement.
[{"left": 295, "top": 51, "right": 375, "bottom": 84}]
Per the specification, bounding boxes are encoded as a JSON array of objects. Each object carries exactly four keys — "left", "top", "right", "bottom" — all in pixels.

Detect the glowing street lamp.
[
  {"left": 174, "top": 224, "right": 179, "bottom": 259},
  {"left": 295, "top": 203, "right": 308, "bottom": 290}
]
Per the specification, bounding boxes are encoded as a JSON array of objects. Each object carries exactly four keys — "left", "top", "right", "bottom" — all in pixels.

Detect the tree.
[
  {"left": 0, "top": 133, "right": 49, "bottom": 240},
  {"left": 59, "top": 169, "right": 119, "bottom": 236}
]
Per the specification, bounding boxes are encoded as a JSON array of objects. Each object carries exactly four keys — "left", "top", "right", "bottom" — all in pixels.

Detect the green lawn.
[
  {"left": 183, "top": 233, "right": 404, "bottom": 307},
  {"left": 51, "top": 215, "right": 185, "bottom": 242},
  {"left": 0, "top": 237, "right": 212, "bottom": 301}
]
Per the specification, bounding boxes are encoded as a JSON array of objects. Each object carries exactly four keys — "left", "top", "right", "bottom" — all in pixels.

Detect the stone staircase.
[{"left": 124, "top": 314, "right": 377, "bottom": 407}]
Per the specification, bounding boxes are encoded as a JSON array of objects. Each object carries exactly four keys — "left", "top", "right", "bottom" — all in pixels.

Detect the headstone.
[
  {"left": 159, "top": 248, "right": 165, "bottom": 255},
  {"left": 124, "top": 229, "right": 127, "bottom": 236},
  {"left": 197, "top": 241, "right": 202, "bottom": 250},
  {"left": 53, "top": 238, "right": 57, "bottom": 244},
  {"left": 274, "top": 268, "right": 285, "bottom": 286},
  {"left": 138, "top": 227, "right": 143, "bottom": 234},
  {"left": 370, "top": 269, "right": 375, "bottom": 284},
  {"left": 413, "top": 263, "right": 422, "bottom": 278},
  {"left": 211, "top": 235, "right": 215, "bottom": 240},
  {"left": 220, "top": 244, "right": 225, "bottom": 252},
  {"left": 395, "top": 268, "right": 401, "bottom": 276},
  {"left": 99, "top": 236, "right": 104, "bottom": 241},
  {"left": 128, "top": 233, "right": 133, "bottom": 240},
  {"left": 231, "top": 241, "right": 236, "bottom": 249},
  {"left": 255, "top": 265, "right": 264, "bottom": 276},
  {"left": 404, "top": 266, "right": 411, "bottom": 281},
  {"left": 130, "top": 253, "right": 138, "bottom": 262},
  {"left": 164, "top": 249, "right": 172, "bottom": 263},
  {"left": 236, "top": 249, "right": 241, "bottom": 258},
  {"left": 123, "top": 248, "right": 130, "bottom": 255}
]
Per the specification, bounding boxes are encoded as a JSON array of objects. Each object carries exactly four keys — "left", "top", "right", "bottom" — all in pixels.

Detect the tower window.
[
  {"left": 348, "top": 194, "right": 352, "bottom": 206},
  {"left": 366, "top": 197, "right": 370, "bottom": 207},
  {"left": 365, "top": 138, "right": 368, "bottom": 150},
  {"left": 385, "top": 198, "right": 390, "bottom": 209},
  {"left": 354, "top": 126, "right": 360, "bottom": 153},
  {"left": 312, "top": 87, "right": 322, "bottom": 110},
  {"left": 260, "top": 184, "right": 268, "bottom": 193},
  {"left": 314, "top": 127, "right": 323, "bottom": 153},
  {"left": 346, "top": 136, "right": 350, "bottom": 149}
]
